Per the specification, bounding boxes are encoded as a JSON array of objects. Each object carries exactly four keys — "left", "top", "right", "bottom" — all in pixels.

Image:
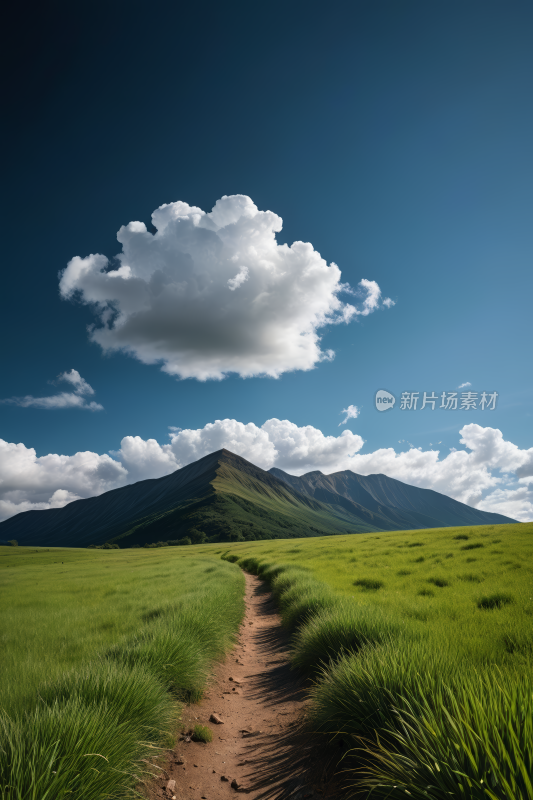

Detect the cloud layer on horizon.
[
  {"left": 1, "top": 370, "right": 103, "bottom": 411},
  {"left": 59, "top": 195, "right": 394, "bottom": 380},
  {"left": 1, "top": 420, "right": 532, "bottom": 525}
]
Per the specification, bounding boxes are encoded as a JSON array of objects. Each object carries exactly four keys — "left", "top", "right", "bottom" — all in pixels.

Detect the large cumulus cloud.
[
  {"left": 111, "top": 419, "right": 365, "bottom": 483},
  {"left": 59, "top": 195, "right": 394, "bottom": 380},
  {"left": 0, "top": 440, "right": 127, "bottom": 522},
  {"left": 1, "top": 422, "right": 532, "bottom": 524}
]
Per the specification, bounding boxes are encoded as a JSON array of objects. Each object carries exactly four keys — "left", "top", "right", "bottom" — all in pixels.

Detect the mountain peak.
[{"left": 0, "top": 448, "right": 517, "bottom": 547}]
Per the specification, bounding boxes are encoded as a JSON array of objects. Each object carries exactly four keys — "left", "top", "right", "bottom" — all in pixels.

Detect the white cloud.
[
  {"left": 1, "top": 369, "right": 103, "bottom": 411},
  {"left": 458, "top": 381, "right": 472, "bottom": 389},
  {"left": 227, "top": 266, "right": 249, "bottom": 291},
  {"left": 1, "top": 422, "right": 531, "bottom": 523},
  {"left": 516, "top": 452, "right": 533, "bottom": 481},
  {"left": 341, "top": 278, "right": 395, "bottom": 315},
  {"left": 339, "top": 404, "right": 360, "bottom": 426},
  {"left": 3, "top": 395, "right": 103, "bottom": 411},
  {"left": 0, "top": 490, "right": 84, "bottom": 522},
  {"left": 58, "top": 369, "right": 95, "bottom": 395},
  {"left": 0, "top": 440, "right": 126, "bottom": 522},
  {"left": 341, "top": 424, "right": 533, "bottom": 515},
  {"left": 119, "top": 418, "right": 364, "bottom": 476},
  {"left": 111, "top": 436, "right": 178, "bottom": 483},
  {"left": 476, "top": 486, "right": 533, "bottom": 522},
  {"left": 59, "top": 195, "right": 393, "bottom": 381}
]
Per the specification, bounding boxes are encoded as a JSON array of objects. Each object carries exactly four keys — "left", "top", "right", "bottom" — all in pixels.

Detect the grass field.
[
  {"left": 2, "top": 522, "right": 532, "bottom": 799},
  {"left": 0, "top": 545, "right": 245, "bottom": 799},
  {"left": 214, "top": 521, "right": 533, "bottom": 666},
  {"left": 212, "top": 521, "right": 533, "bottom": 798}
]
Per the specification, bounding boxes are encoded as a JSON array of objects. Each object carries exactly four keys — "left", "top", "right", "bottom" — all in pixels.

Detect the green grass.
[
  {"left": 192, "top": 724, "right": 213, "bottom": 743},
  {"left": 478, "top": 591, "right": 515, "bottom": 610},
  {"left": 3, "top": 523, "right": 532, "bottom": 799},
  {"left": 213, "top": 521, "right": 533, "bottom": 666},
  {"left": 0, "top": 545, "right": 245, "bottom": 798},
  {"left": 311, "top": 648, "right": 533, "bottom": 798},
  {"left": 353, "top": 578, "right": 384, "bottom": 591},
  {"left": 209, "top": 521, "right": 533, "bottom": 798}
]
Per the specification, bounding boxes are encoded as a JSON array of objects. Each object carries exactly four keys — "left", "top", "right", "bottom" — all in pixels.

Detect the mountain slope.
[
  {"left": 0, "top": 450, "right": 382, "bottom": 548},
  {"left": 269, "top": 467, "right": 516, "bottom": 529},
  {"left": 0, "top": 451, "right": 221, "bottom": 547},
  {"left": 0, "top": 450, "right": 517, "bottom": 548}
]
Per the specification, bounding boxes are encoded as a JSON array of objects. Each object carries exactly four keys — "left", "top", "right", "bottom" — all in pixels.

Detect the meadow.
[
  {"left": 2, "top": 521, "right": 532, "bottom": 799},
  {"left": 0, "top": 545, "right": 245, "bottom": 799},
  {"left": 211, "top": 521, "right": 533, "bottom": 798},
  {"left": 214, "top": 521, "right": 533, "bottom": 666}
]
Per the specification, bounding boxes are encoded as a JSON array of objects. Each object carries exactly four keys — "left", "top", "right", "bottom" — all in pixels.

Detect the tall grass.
[
  {"left": 361, "top": 667, "right": 533, "bottom": 799},
  {"left": 1, "top": 697, "right": 148, "bottom": 800},
  {"left": 308, "top": 639, "right": 456, "bottom": 743},
  {"left": 290, "top": 601, "right": 403, "bottom": 675},
  {"left": 219, "top": 522, "right": 533, "bottom": 799},
  {"left": 0, "top": 546, "right": 245, "bottom": 799},
  {"left": 0, "top": 661, "right": 176, "bottom": 800},
  {"left": 219, "top": 523, "right": 533, "bottom": 665}
]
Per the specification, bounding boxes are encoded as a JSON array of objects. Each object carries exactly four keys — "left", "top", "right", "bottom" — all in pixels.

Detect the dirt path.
[{"left": 149, "top": 573, "right": 339, "bottom": 800}]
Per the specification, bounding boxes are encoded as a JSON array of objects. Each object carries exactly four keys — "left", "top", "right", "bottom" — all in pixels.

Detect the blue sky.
[{"left": 1, "top": 0, "right": 532, "bottom": 521}]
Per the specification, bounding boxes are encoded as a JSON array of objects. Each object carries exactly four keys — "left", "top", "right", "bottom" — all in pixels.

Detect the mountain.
[
  {"left": 0, "top": 450, "right": 380, "bottom": 548},
  {"left": 269, "top": 467, "right": 515, "bottom": 529},
  {"left": 0, "top": 450, "right": 517, "bottom": 548}
]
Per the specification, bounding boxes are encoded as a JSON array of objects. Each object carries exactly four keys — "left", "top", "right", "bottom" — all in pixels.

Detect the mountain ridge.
[
  {"left": 0, "top": 449, "right": 517, "bottom": 547},
  {"left": 269, "top": 466, "right": 513, "bottom": 529}
]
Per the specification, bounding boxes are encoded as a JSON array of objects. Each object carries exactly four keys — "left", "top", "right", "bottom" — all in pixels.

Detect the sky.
[{"left": 1, "top": 0, "right": 532, "bottom": 523}]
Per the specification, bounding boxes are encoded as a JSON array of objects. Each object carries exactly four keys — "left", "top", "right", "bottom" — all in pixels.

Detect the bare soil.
[{"left": 148, "top": 573, "right": 345, "bottom": 800}]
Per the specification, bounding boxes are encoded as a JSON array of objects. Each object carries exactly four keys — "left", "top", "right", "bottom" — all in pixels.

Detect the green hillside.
[{"left": 111, "top": 457, "right": 382, "bottom": 546}]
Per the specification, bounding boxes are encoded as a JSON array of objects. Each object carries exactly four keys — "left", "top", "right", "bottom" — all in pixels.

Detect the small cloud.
[
  {"left": 227, "top": 266, "right": 249, "bottom": 291},
  {"left": 458, "top": 382, "right": 472, "bottom": 389},
  {"left": 168, "top": 426, "right": 182, "bottom": 432},
  {"left": 1, "top": 370, "right": 103, "bottom": 411},
  {"left": 339, "top": 404, "right": 360, "bottom": 426},
  {"left": 57, "top": 368, "right": 95, "bottom": 395},
  {"left": 340, "top": 279, "right": 396, "bottom": 317}
]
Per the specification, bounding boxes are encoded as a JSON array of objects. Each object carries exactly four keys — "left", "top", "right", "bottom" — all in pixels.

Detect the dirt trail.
[{"left": 149, "top": 573, "right": 340, "bottom": 800}]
